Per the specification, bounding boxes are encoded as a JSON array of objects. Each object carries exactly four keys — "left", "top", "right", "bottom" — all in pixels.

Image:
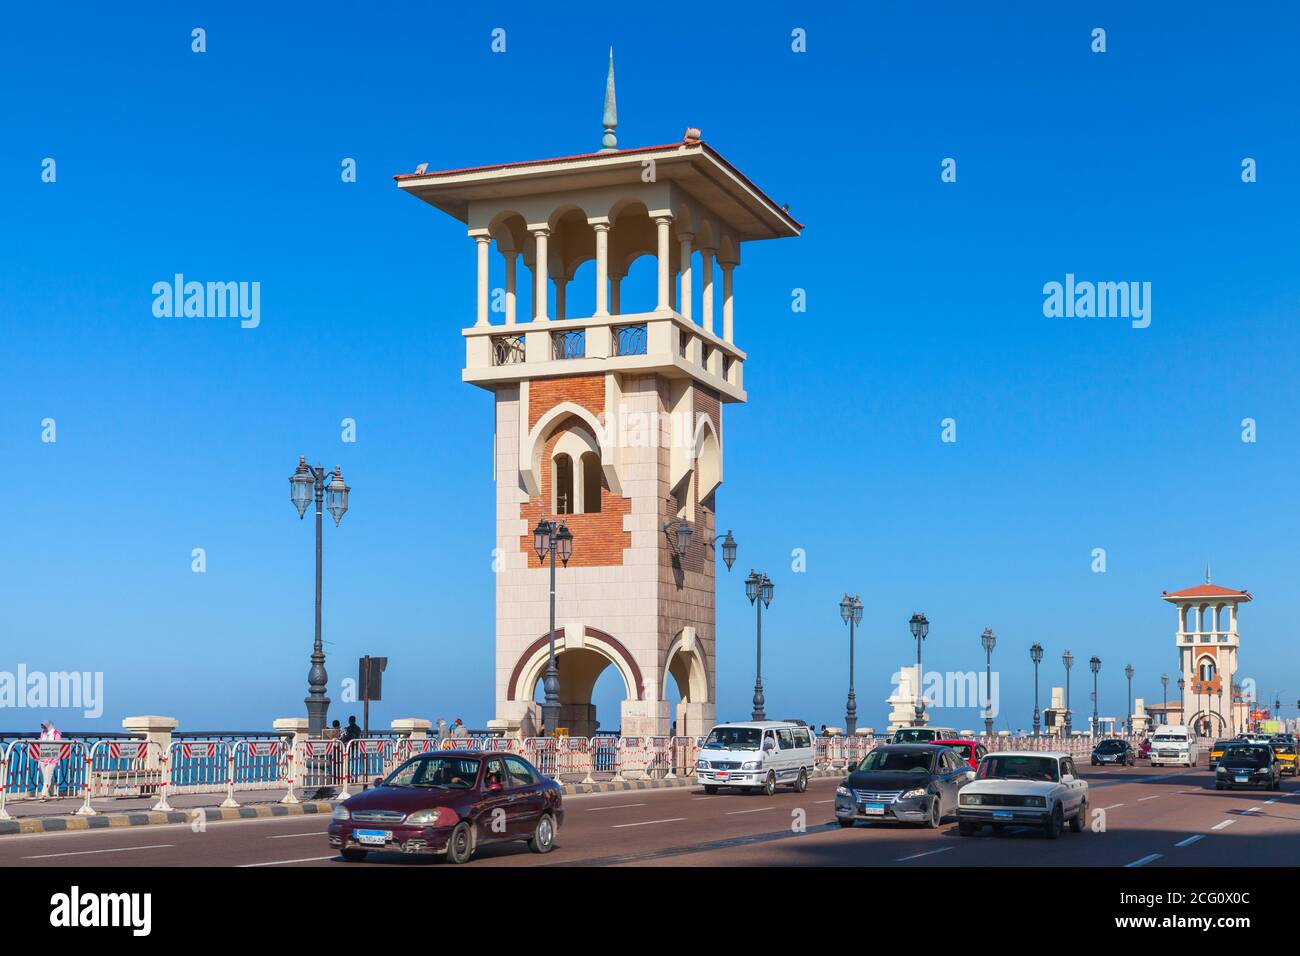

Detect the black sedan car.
[
  {"left": 834, "top": 744, "right": 976, "bottom": 829},
  {"left": 1214, "top": 742, "right": 1281, "bottom": 791},
  {"left": 1091, "top": 738, "right": 1135, "bottom": 767}
]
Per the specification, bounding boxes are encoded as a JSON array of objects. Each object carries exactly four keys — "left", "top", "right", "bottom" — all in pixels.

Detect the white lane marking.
[
  {"left": 23, "top": 844, "right": 175, "bottom": 860},
  {"left": 1212, "top": 819, "right": 1235, "bottom": 831},
  {"left": 1265, "top": 799, "right": 1279, "bottom": 805},
  {"left": 239, "top": 855, "right": 338, "bottom": 867},
  {"left": 726, "top": 806, "right": 777, "bottom": 815},
  {"left": 1125, "top": 853, "right": 1162, "bottom": 868},
  {"left": 269, "top": 832, "right": 327, "bottom": 839},
  {"left": 1138, "top": 795, "right": 1160, "bottom": 802},
  {"left": 583, "top": 803, "right": 647, "bottom": 812},
  {"left": 895, "top": 846, "right": 954, "bottom": 862},
  {"left": 1099, "top": 804, "right": 1124, "bottom": 811},
  {"left": 611, "top": 817, "right": 687, "bottom": 829},
  {"left": 1242, "top": 807, "right": 1261, "bottom": 814},
  {"left": 814, "top": 799, "right": 834, "bottom": 804},
  {"left": 1174, "top": 835, "right": 1205, "bottom": 847}
]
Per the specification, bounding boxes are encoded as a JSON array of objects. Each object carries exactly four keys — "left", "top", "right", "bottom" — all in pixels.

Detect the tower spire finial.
[
  {"left": 1206, "top": 562, "right": 1212, "bottom": 584},
  {"left": 600, "top": 47, "right": 618, "bottom": 153}
]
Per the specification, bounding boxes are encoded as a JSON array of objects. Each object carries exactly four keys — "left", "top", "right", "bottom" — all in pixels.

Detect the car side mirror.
[{"left": 372, "top": 776, "right": 383, "bottom": 790}]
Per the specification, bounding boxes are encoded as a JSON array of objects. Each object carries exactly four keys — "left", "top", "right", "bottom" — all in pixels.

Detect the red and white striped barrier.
[
  {"left": 0, "top": 739, "right": 96, "bottom": 817},
  {"left": 339, "top": 738, "right": 397, "bottom": 799},
  {"left": 227, "top": 739, "right": 290, "bottom": 807},
  {"left": 89, "top": 740, "right": 170, "bottom": 813},
  {"left": 166, "top": 740, "right": 230, "bottom": 799}
]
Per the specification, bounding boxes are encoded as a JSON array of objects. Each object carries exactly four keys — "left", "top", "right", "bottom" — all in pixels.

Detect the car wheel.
[
  {"left": 991, "top": 823, "right": 1006, "bottom": 835},
  {"left": 528, "top": 813, "right": 556, "bottom": 854},
  {"left": 837, "top": 818, "right": 855, "bottom": 828},
  {"left": 958, "top": 821, "right": 977, "bottom": 837},
  {"left": 762, "top": 772, "right": 776, "bottom": 796},
  {"left": 1069, "top": 800, "right": 1086, "bottom": 833},
  {"left": 793, "top": 769, "right": 809, "bottom": 793},
  {"left": 1215, "top": 783, "right": 1224, "bottom": 790},
  {"left": 703, "top": 785, "right": 717, "bottom": 795},
  {"left": 1043, "top": 804, "right": 1063, "bottom": 840},
  {"left": 341, "top": 848, "right": 367, "bottom": 862},
  {"left": 925, "top": 797, "right": 942, "bottom": 829},
  {"left": 445, "top": 822, "right": 474, "bottom": 864}
]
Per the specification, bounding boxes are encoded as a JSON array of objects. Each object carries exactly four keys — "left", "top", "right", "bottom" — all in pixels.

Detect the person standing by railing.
[{"left": 37, "top": 721, "right": 61, "bottom": 801}]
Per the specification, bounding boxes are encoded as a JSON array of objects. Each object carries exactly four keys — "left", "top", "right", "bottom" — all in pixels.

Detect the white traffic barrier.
[
  {"left": 524, "top": 736, "right": 556, "bottom": 776},
  {"left": 0, "top": 738, "right": 96, "bottom": 817},
  {"left": 339, "top": 738, "right": 396, "bottom": 799},
  {"left": 554, "top": 736, "right": 591, "bottom": 782},
  {"left": 300, "top": 738, "right": 345, "bottom": 798},
  {"left": 165, "top": 740, "right": 230, "bottom": 798},
  {"left": 227, "top": 738, "right": 290, "bottom": 807},
  {"left": 590, "top": 736, "right": 617, "bottom": 780},
  {"left": 89, "top": 740, "right": 171, "bottom": 812}
]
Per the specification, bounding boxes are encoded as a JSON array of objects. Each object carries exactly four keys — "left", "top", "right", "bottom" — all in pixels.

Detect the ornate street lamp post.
[
  {"left": 1089, "top": 656, "right": 1101, "bottom": 737},
  {"left": 1030, "top": 643, "right": 1044, "bottom": 737},
  {"left": 1178, "top": 675, "right": 1186, "bottom": 729},
  {"left": 1161, "top": 673, "right": 1169, "bottom": 727},
  {"left": 1124, "top": 663, "right": 1134, "bottom": 736},
  {"left": 289, "top": 457, "right": 351, "bottom": 736},
  {"left": 745, "top": 571, "right": 774, "bottom": 721},
  {"left": 533, "top": 517, "right": 574, "bottom": 736},
  {"left": 1063, "top": 650, "right": 1074, "bottom": 737},
  {"left": 980, "top": 628, "right": 997, "bottom": 738},
  {"left": 840, "top": 594, "right": 864, "bottom": 735},
  {"left": 909, "top": 613, "right": 929, "bottom": 725}
]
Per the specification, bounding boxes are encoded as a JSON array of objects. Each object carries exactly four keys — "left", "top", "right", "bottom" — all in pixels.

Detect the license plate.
[
  {"left": 1235, "top": 776, "right": 1248, "bottom": 783},
  {"left": 860, "top": 803, "right": 885, "bottom": 815},
  {"left": 993, "top": 810, "right": 1014, "bottom": 820},
  {"left": 716, "top": 772, "right": 729, "bottom": 779},
  {"left": 354, "top": 829, "right": 390, "bottom": 846}
]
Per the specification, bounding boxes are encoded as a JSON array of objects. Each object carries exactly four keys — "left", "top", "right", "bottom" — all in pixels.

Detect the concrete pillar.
[
  {"left": 504, "top": 251, "right": 518, "bottom": 325},
  {"left": 678, "top": 232, "right": 694, "bottom": 322},
  {"left": 655, "top": 216, "right": 673, "bottom": 310},
  {"left": 273, "top": 717, "right": 310, "bottom": 804},
  {"left": 391, "top": 718, "right": 432, "bottom": 741},
  {"left": 122, "top": 715, "right": 177, "bottom": 771},
  {"left": 593, "top": 221, "right": 610, "bottom": 317},
  {"left": 532, "top": 228, "right": 550, "bottom": 320},
  {"left": 699, "top": 247, "right": 715, "bottom": 334},
  {"left": 474, "top": 235, "right": 491, "bottom": 327},
  {"left": 720, "top": 261, "right": 735, "bottom": 342},
  {"left": 610, "top": 273, "right": 622, "bottom": 316},
  {"left": 555, "top": 278, "right": 566, "bottom": 321}
]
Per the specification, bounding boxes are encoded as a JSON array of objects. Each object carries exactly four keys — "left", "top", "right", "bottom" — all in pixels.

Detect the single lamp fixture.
[
  {"left": 909, "top": 612, "right": 929, "bottom": 642},
  {"left": 325, "top": 468, "right": 350, "bottom": 527},
  {"left": 1030, "top": 642, "right": 1043, "bottom": 664},
  {"left": 719, "top": 529, "right": 737, "bottom": 571},
  {"left": 289, "top": 456, "right": 314, "bottom": 518},
  {"left": 981, "top": 628, "right": 997, "bottom": 654}
]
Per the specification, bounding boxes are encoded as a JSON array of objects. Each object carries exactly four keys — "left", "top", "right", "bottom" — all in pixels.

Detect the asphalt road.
[{"left": 3, "top": 761, "right": 1296, "bottom": 868}]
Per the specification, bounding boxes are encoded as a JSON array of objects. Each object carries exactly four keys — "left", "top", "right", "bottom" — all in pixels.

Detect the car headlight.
[
  {"left": 960, "top": 793, "right": 980, "bottom": 805},
  {"left": 742, "top": 761, "right": 761, "bottom": 771},
  {"left": 900, "top": 787, "right": 928, "bottom": 800},
  {"left": 836, "top": 785, "right": 851, "bottom": 797},
  {"left": 1217, "top": 766, "right": 1226, "bottom": 774},
  {"left": 1023, "top": 796, "right": 1046, "bottom": 808},
  {"left": 405, "top": 807, "right": 456, "bottom": 826},
  {"left": 332, "top": 805, "right": 350, "bottom": 821},
  {"left": 696, "top": 760, "right": 708, "bottom": 770}
]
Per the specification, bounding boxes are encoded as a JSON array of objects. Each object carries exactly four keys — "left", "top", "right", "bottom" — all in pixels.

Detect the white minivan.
[
  {"left": 695, "top": 721, "right": 815, "bottom": 795},
  {"left": 1149, "top": 725, "right": 1200, "bottom": 767}
]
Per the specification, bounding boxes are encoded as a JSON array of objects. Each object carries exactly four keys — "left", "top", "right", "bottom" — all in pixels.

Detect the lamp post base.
[{"left": 305, "top": 695, "right": 331, "bottom": 738}]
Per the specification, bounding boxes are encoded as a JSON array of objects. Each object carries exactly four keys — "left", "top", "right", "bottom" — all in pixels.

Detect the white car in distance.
[{"left": 956, "top": 751, "right": 1089, "bottom": 839}]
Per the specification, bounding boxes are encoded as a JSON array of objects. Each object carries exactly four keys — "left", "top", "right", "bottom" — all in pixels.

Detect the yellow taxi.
[
  {"left": 1269, "top": 735, "right": 1298, "bottom": 776},
  {"left": 1208, "top": 740, "right": 1229, "bottom": 769}
]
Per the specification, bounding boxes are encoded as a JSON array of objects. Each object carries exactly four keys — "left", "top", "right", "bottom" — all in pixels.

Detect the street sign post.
[{"left": 358, "top": 655, "right": 388, "bottom": 737}]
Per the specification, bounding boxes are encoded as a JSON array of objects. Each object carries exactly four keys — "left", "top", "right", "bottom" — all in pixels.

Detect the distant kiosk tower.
[
  {"left": 1162, "top": 568, "right": 1251, "bottom": 736},
  {"left": 395, "top": 55, "right": 801, "bottom": 737}
]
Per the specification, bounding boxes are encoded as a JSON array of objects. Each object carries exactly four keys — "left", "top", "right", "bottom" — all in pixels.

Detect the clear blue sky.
[{"left": 3, "top": 3, "right": 1299, "bottom": 734}]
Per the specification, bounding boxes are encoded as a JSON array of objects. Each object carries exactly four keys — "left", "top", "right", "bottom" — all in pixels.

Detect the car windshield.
[
  {"left": 946, "top": 744, "right": 972, "bottom": 756},
  {"left": 1153, "top": 734, "right": 1186, "bottom": 743},
  {"left": 1221, "top": 745, "right": 1269, "bottom": 766},
  {"left": 704, "top": 728, "right": 761, "bottom": 751},
  {"left": 892, "top": 729, "right": 936, "bottom": 743},
  {"left": 978, "top": 755, "right": 1060, "bottom": 782},
  {"left": 385, "top": 755, "right": 481, "bottom": 789},
  {"left": 1096, "top": 740, "right": 1124, "bottom": 751},
  {"left": 856, "top": 749, "right": 935, "bottom": 773},
  {"left": 1212, "top": 741, "right": 1230, "bottom": 750}
]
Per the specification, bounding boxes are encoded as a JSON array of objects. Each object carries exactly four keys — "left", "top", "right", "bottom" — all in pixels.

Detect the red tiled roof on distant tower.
[{"left": 1161, "top": 584, "right": 1252, "bottom": 602}]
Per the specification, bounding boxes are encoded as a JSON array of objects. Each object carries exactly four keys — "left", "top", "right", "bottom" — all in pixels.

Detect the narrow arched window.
[
  {"left": 580, "top": 452, "right": 601, "bottom": 513},
  {"left": 554, "top": 454, "right": 574, "bottom": 515}
]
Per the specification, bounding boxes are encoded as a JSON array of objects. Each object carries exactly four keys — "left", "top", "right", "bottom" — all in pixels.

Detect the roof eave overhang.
[{"left": 394, "top": 142, "right": 803, "bottom": 241}]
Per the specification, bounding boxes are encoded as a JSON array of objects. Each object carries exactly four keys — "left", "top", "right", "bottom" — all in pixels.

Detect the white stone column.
[
  {"left": 610, "top": 272, "right": 622, "bottom": 316},
  {"left": 678, "top": 232, "right": 694, "bottom": 322},
  {"left": 391, "top": 718, "right": 431, "bottom": 741},
  {"left": 532, "top": 228, "right": 550, "bottom": 321},
  {"left": 555, "top": 279, "right": 566, "bottom": 321},
  {"left": 504, "top": 252, "right": 518, "bottom": 325},
  {"left": 593, "top": 220, "right": 611, "bottom": 317},
  {"left": 721, "top": 261, "right": 736, "bottom": 342},
  {"left": 122, "top": 715, "right": 177, "bottom": 772},
  {"left": 474, "top": 235, "right": 491, "bottom": 327},
  {"left": 699, "top": 247, "right": 715, "bottom": 334},
  {"left": 655, "top": 216, "right": 673, "bottom": 311}
]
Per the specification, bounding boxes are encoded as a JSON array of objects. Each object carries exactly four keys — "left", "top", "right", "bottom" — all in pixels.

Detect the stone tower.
[
  {"left": 1162, "top": 569, "right": 1251, "bottom": 736},
  {"left": 395, "top": 59, "right": 801, "bottom": 737}
]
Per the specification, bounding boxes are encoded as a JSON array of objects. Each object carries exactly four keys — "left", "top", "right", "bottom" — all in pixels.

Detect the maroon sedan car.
[{"left": 328, "top": 750, "right": 564, "bottom": 863}]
